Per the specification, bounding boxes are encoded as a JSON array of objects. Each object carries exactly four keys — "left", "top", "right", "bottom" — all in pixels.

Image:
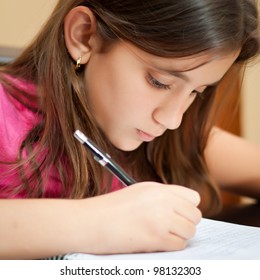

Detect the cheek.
[
  {"left": 84, "top": 51, "right": 158, "bottom": 127},
  {"left": 84, "top": 56, "right": 117, "bottom": 110},
  {"left": 84, "top": 65, "right": 141, "bottom": 127},
  {"left": 184, "top": 95, "right": 197, "bottom": 111},
  {"left": 91, "top": 70, "right": 145, "bottom": 110}
]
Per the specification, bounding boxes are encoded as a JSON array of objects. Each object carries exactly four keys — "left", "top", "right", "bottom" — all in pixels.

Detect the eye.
[
  {"left": 191, "top": 88, "right": 207, "bottom": 99},
  {"left": 147, "top": 74, "right": 171, "bottom": 90},
  {"left": 191, "top": 90, "right": 202, "bottom": 98}
]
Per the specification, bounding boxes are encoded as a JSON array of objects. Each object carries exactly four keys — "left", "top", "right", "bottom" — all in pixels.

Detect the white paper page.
[{"left": 64, "top": 218, "right": 260, "bottom": 260}]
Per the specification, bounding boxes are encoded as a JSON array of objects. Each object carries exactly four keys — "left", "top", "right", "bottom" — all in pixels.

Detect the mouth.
[{"left": 136, "top": 129, "right": 158, "bottom": 142}]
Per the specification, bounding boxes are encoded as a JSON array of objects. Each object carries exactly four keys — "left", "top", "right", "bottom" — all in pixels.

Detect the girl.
[{"left": 0, "top": 0, "right": 260, "bottom": 259}]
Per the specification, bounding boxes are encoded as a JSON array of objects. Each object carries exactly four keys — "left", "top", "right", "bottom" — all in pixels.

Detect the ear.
[{"left": 64, "top": 6, "right": 99, "bottom": 65}]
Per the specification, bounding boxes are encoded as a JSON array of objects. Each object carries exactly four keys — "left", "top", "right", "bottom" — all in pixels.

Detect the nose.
[
  {"left": 152, "top": 96, "right": 189, "bottom": 130},
  {"left": 152, "top": 107, "right": 183, "bottom": 130}
]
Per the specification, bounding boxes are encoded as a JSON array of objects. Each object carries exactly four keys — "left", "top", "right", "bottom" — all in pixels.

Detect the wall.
[
  {"left": 0, "top": 0, "right": 57, "bottom": 48},
  {"left": 242, "top": 60, "right": 260, "bottom": 143}
]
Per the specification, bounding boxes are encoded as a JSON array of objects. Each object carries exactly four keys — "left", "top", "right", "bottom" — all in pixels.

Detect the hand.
[{"left": 81, "top": 182, "right": 201, "bottom": 254}]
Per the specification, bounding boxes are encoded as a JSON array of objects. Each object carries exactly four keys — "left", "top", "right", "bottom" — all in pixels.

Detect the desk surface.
[{"left": 213, "top": 200, "right": 260, "bottom": 227}]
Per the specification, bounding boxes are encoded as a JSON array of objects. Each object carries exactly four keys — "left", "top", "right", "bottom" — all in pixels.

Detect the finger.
[
  {"left": 168, "top": 184, "right": 201, "bottom": 206},
  {"left": 160, "top": 233, "right": 188, "bottom": 252},
  {"left": 171, "top": 195, "right": 202, "bottom": 225},
  {"left": 168, "top": 212, "right": 198, "bottom": 240}
]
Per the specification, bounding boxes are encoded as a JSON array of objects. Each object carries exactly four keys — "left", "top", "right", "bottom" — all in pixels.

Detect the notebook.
[{"left": 64, "top": 218, "right": 260, "bottom": 260}]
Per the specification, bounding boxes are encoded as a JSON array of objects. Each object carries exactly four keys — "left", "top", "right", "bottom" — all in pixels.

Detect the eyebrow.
[{"left": 170, "top": 71, "right": 221, "bottom": 87}]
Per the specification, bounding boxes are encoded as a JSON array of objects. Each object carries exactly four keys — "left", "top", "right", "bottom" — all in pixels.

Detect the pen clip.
[
  {"left": 94, "top": 155, "right": 109, "bottom": 166},
  {"left": 73, "top": 130, "right": 136, "bottom": 186}
]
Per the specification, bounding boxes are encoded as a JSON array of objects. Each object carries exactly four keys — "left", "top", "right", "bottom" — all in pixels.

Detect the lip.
[{"left": 137, "top": 129, "right": 157, "bottom": 142}]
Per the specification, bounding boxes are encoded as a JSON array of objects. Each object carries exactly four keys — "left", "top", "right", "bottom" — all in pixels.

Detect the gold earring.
[{"left": 75, "top": 56, "right": 82, "bottom": 70}]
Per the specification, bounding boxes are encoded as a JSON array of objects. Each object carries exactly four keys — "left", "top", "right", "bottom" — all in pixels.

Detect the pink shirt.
[{"left": 0, "top": 78, "right": 123, "bottom": 198}]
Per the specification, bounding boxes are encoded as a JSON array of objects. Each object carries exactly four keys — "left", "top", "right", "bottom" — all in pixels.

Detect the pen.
[{"left": 73, "top": 130, "right": 136, "bottom": 186}]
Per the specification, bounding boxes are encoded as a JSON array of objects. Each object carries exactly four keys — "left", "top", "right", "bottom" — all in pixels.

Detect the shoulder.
[
  {"left": 0, "top": 77, "right": 40, "bottom": 159},
  {"left": 205, "top": 127, "right": 260, "bottom": 192}
]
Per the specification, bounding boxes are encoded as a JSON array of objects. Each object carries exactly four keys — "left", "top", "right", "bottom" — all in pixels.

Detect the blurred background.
[{"left": 1, "top": 0, "right": 260, "bottom": 144}]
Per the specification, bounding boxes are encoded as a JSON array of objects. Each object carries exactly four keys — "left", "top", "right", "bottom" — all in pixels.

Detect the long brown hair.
[{"left": 0, "top": 0, "right": 259, "bottom": 216}]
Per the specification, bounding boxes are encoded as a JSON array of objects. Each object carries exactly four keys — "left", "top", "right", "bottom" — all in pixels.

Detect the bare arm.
[
  {"left": 0, "top": 182, "right": 201, "bottom": 259},
  {"left": 205, "top": 127, "right": 260, "bottom": 198},
  {"left": 0, "top": 198, "right": 100, "bottom": 259}
]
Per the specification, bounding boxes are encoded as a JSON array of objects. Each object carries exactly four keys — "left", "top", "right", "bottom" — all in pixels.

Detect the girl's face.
[{"left": 84, "top": 42, "right": 239, "bottom": 151}]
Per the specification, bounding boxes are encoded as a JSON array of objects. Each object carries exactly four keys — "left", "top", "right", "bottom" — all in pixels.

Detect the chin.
[{"left": 112, "top": 139, "right": 143, "bottom": 152}]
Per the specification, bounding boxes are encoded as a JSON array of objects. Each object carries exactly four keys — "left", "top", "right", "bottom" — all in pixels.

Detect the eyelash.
[
  {"left": 147, "top": 74, "right": 171, "bottom": 90},
  {"left": 148, "top": 74, "right": 206, "bottom": 98}
]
